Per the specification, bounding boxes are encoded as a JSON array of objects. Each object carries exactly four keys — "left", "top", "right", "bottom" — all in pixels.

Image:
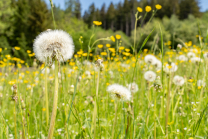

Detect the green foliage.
[
  {"left": 0, "top": 0, "right": 15, "bottom": 34},
  {"left": 131, "top": 13, "right": 208, "bottom": 52},
  {"left": 131, "top": 19, "right": 171, "bottom": 52}
]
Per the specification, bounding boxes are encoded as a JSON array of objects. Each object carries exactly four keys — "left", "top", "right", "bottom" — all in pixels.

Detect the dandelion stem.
[
  {"left": 92, "top": 69, "right": 100, "bottom": 138},
  {"left": 47, "top": 59, "right": 59, "bottom": 139},
  {"left": 133, "top": 11, "right": 138, "bottom": 55},
  {"left": 165, "top": 75, "right": 171, "bottom": 138},
  {"left": 111, "top": 100, "right": 118, "bottom": 139},
  {"left": 49, "top": 0, "right": 56, "bottom": 29},
  {"left": 45, "top": 66, "right": 49, "bottom": 127},
  {"left": 14, "top": 103, "right": 17, "bottom": 139}
]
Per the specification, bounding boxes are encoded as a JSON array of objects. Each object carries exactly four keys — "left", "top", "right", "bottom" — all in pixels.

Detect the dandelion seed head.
[
  {"left": 144, "top": 71, "right": 156, "bottom": 82},
  {"left": 164, "top": 63, "right": 178, "bottom": 73},
  {"left": 127, "top": 82, "right": 139, "bottom": 93},
  {"left": 203, "top": 52, "right": 208, "bottom": 59},
  {"left": 107, "top": 84, "right": 131, "bottom": 101},
  {"left": 197, "top": 80, "right": 206, "bottom": 87},
  {"left": 144, "top": 54, "right": 157, "bottom": 65},
  {"left": 173, "top": 75, "right": 185, "bottom": 86},
  {"left": 187, "top": 52, "right": 196, "bottom": 58},
  {"left": 33, "top": 30, "right": 74, "bottom": 62},
  {"left": 177, "top": 55, "right": 188, "bottom": 61},
  {"left": 154, "top": 60, "right": 162, "bottom": 70},
  {"left": 190, "top": 57, "right": 202, "bottom": 63}
]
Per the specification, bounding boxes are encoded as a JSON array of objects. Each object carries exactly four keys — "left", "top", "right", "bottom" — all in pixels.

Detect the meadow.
[{"left": 1, "top": 2, "right": 208, "bottom": 139}]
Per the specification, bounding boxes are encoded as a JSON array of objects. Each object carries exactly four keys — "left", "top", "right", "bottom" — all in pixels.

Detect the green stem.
[
  {"left": 133, "top": 12, "right": 138, "bottom": 55},
  {"left": 154, "top": 94, "right": 157, "bottom": 139},
  {"left": 49, "top": 0, "right": 56, "bottom": 29},
  {"left": 165, "top": 75, "right": 171, "bottom": 139},
  {"left": 14, "top": 103, "right": 17, "bottom": 139},
  {"left": 111, "top": 100, "right": 118, "bottom": 139},
  {"left": 45, "top": 67, "right": 49, "bottom": 127},
  {"left": 47, "top": 59, "right": 59, "bottom": 139},
  {"left": 92, "top": 69, "right": 100, "bottom": 138}
]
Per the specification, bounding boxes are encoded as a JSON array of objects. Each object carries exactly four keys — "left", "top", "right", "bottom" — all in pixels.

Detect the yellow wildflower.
[
  {"left": 155, "top": 4, "right": 162, "bottom": 10},
  {"left": 125, "top": 48, "right": 130, "bottom": 52},
  {"left": 93, "top": 21, "right": 102, "bottom": 26},
  {"left": 27, "top": 50, "right": 31, "bottom": 53},
  {"left": 0, "top": 48, "right": 2, "bottom": 52},
  {"left": 98, "top": 44, "right": 103, "bottom": 48},
  {"left": 137, "top": 7, "right": 143, "bottom": 12},
  {"left": 110, "top": 36, "right": 115, "bottom": 42},
  {"left": 109, "top": 48, "right": 115, "bottom": 52},
  {"left": 14, "top": 47, "right": 20, "bottom": 50},
  {"left": 188, "top": 79, "right": 194, "bottom": 83},
  {"left": 82, "top": 53, "right": 88, "bottom": 56},
  {"left": 106, "top": 44, "right": 111, "bottom": 47},
  {"left": 101, "top": 52, "right": 107, "bottom": 56},
  {"left": 115, "top": 34, "right": 121, "bottom": 40},
  {"left": 145, "top": 6, "right": 152, "bottom": 12}
]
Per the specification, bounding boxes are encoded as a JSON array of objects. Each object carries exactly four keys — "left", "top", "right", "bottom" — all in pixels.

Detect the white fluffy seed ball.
[
  {"left": 107, "top": 84, "right": 131, "bottom": 101},
  {"left": 33, "top": 30, "right": 74, "bottom": 62},
  {"left": 144, "top": 71, "right": 156, "bottom": 82},
  {"left": 173, "top": 75, "right": 185, "bottom": 86}
]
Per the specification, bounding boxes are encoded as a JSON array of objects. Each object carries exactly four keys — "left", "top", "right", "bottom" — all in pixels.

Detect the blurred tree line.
[
  {"left": 0, "top": 0, "right": 207, "bottom": 61},
  {"left": 83, "top": 0, "right": 201, "bottom": 36}
]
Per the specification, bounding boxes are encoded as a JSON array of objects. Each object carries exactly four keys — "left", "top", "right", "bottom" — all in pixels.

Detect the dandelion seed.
[
  {"left": 203, "top": 52, "right": 208, "bottom": 59},
  {"left": 190, "top": 57, "right": 202, "bottom": 63},
  {"left": 144, "top": 54, "right": 157, "bottom": 65},
  {"left": 187, "top": 52, "right": 195, "bottom": 58},
  {"left": 197, "top": 80, "right": 206, "bottom": 87},
  {"left": 107, "top": 84, "right": 131, "bottom": 101},
  {"left": 164, "top": 63, "right": 178, "bottom": 73},
  {"left": 154, "top": 60, "right": 162, "bottom": 70},
  {"left": 33, "top": 30, "right": 74, "bottom": 62},
  {"left": 173, "top": 75, "right": 185, "bottom": 86},
  {"left": 127, "top": 82, "right": 139, "bottom": 93},
  {"left": 177, "top": 55, "right": 188, "bottom": 62},
  {"left": 177, "top": 44, "right": 182, "bottom": 49},
  {"left": 144, "top": 71, "right": 156, "bottom": 82}
]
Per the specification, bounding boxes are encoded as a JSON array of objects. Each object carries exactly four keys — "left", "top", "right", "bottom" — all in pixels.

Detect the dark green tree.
[{"left": 179, "top": 0, "right": 201, "bottom": 19}]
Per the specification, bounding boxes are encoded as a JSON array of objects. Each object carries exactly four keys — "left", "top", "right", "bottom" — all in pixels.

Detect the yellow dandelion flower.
[
  {"left": 145, "top": 6, "right": 152, "bottom": 12},
  {"left": 27, "top": 50, "right": 31, "bottom": 53},
  {"left": 101, "top": 52, "right": 107, "bottom": 56},
  {"left": 14, "top": 47, "right": 20, "bottom": 50},
  {"left": 115, "top": 34, "right": 121, "bottom": 40},
  {"left": 137, "top": 7, "right": 143, "bottom": 12},
  {"left": 42, "top": 108, "right": 46, "bottom": 111},
  {"left": 188, "top": 79, "right": 194, "bottom": 83},
  {"left": 155, "top": 4, "right": 162, "bottom": 10},
  {"left": 98, "top": 44, "right": 103, "bottom": 48},
  {"left": 167, "top": 121, "right": 174, "bottom": 125},
  {"left": 110, "top": 36, "right": 115, "bottom": 42},
  {"left": 29, "top": 54, "right": 34, "bottom": 57},
  {"left": 82, "top": 53, "right": 88, "bottom": 56},
  {"left": 119, "top": 46, "right": 125, "bottom": 50},
  {"left": 0, "top": 48, "right": 2, "bottom": 53},
  {"left": 93, "top": 21, "right": 102, "bottom": 26},
  {"left": 106, "top": 44, "right": 111, "bottom": 47},
  {"left": 77, "top": 51, "right": 83, "bottom": 55},
  {"left": 109, "top": 48, "right": 115, "bottom": 52},
  {"left": 125, "top": 48, "right": 130, "bottom": 52}
]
